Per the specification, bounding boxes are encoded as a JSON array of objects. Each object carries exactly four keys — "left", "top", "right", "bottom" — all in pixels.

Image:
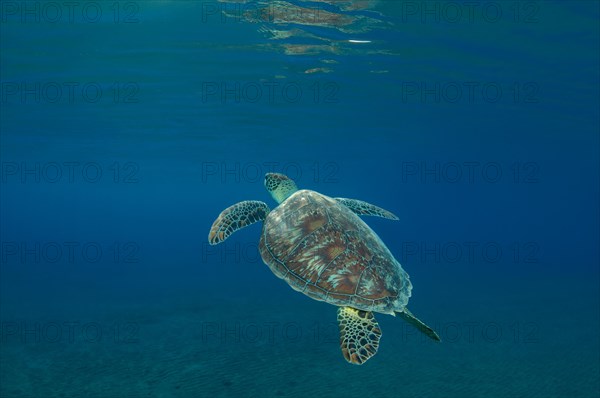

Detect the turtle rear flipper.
[
  {"left": 208, "top": 201, "right": 270, "bottom": 245},
  {"left": 397, "top": 308, "right": 441, "bottom": 342},
  {"left": 335, "top": 198, "right": 399, "bottom": 220},
  {"left": 337, "top": 307, "right": 382, "bottom": 365}
]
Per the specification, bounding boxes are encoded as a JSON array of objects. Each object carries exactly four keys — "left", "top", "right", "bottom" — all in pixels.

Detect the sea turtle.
[{"left": 208, "top": 173, "right": 440, "bottom": 364}]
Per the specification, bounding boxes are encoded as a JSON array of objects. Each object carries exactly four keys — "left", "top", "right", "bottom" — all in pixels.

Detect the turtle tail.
[{"left": 396, "top": 308, "right": 441, "bottom": 342}]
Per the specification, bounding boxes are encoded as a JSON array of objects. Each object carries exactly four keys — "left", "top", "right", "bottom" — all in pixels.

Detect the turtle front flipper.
[
  {"left": 208, "top": 201, "right": 270, "bottom": 245},
  {"left": 337, "top": 307, "right": 382, "bottom": 365},
  {"left": 335, "top": 198, "right": 399, "bottom": 220},
  {"left": 396, "top": 308, "right": 441, "bottom": 342}
]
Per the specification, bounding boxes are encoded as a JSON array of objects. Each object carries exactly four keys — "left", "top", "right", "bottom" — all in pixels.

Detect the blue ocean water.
[{"left": 0, "top": 1, "right": 598, "bottom": 397}]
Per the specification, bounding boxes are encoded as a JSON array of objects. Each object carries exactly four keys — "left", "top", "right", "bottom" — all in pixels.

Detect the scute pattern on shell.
[{"left": 259, "top": 190, "right": 412, "bottom": 314}]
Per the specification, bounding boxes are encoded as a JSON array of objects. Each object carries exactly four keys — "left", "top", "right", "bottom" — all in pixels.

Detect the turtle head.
[{"left": 265, "top": 173, "right": 298, "bottom": 204}]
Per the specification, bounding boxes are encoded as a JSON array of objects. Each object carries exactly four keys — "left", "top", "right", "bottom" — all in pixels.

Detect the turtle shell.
[{"left": 259, "top": 189, "right": 412, "bottom": 314}]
